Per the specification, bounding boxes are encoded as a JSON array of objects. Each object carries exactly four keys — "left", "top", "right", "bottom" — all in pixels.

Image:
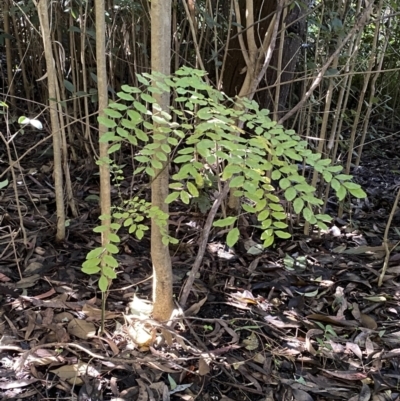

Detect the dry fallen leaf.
[{"left": 67, "top": 318, "right": 96, "bottom": 339}]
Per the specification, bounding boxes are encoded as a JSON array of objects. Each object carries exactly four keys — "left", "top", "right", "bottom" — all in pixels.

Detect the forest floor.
[{"left": 1, "top": 129, "right": 400, "bottom": 401}]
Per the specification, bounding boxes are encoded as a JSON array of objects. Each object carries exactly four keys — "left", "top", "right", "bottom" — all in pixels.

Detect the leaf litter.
[{"left": 1, "top": 136, "right": 400, "bottom": 400}]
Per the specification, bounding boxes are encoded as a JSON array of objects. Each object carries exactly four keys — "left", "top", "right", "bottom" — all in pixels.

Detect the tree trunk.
[{"left": 150, "top": 0, "right": 174, "bottom": 322}]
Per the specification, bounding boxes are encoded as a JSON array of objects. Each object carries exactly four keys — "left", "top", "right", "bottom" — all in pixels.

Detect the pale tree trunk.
[
  {"left": 151, "top": 0, "right": 174, "bottom": 322},
  {"left": 35, "top": 0, "right": 65, "bottom": 242},
  {"left": 95, "top": 0, "right": 112, "bottom": 333}
]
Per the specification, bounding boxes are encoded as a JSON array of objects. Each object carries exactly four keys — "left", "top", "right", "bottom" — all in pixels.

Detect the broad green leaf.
[
  {"left": 258, "top": 210, "right": 270, "bottom": 221},
  {"left": 104, "top": 108, "right": 122, "bottom": 118},
  {"left": 117, "top": 92, "right": 134, "bottom": 101},
  {"left": 279, "top": 178, "right": 291, "bottom": 190},
  {"left": 273, "top": 222, "right": 288, "bottom": 229},
  {"left": 99, "top": 275, "right": 109, "bottom": 291},
  {"left": 141, "top": 93, "right": 156, "bottom": 103},
  {"left": 135, "top": 129, "right": 149, "bottom": 142},
  {"left": 316, "top": 221, "right": 329, "bottom": 230},
  {"left": 105, "top": 243, "right": 119, "bottom": 254},
  {"left": 269, "top": 203, "right": 284, "bottom": 212},
  {"left": 134, "top": 101, "right": 148, "bottom": 114},
  {"left": 284, "top": 187, "right": 296, "bottom": 202},
  {"left": 229, "top": 175, "right": 245, "bottom": 188},
  {"left": 302, "top": 207, "right": 314, "bottom": 222},
  {"left": 275, "top": 230, "right": 291, "bottom": 239},
  {"left": 146, "top": 167, "right": 155, "bottom": 177},
  {"left": 136, "top": 229, "right": 144, "bottom": 240},
  {"left": 263, "top": 235, "right": 274, "bottom": 248},
  {"left": 261, "top": 218, "right": 272, "bottom": 229},
  {"left": 226, "top": 228, "right": 240, "bottom": 247},
  {"left": 336, "top": 185, "right": 347, "bottom": 201},
  {"left": 213, "top": 216, "right": 237, "bottom": 227},
  {"left": 151, "top": 159, "right": 163, "bottom": 170},
  {"left": 315, "top": 214, "right": 332, "bottom": 222},
  {"left": 293, "top": 198, "right": 304, "bottom": 214},
  {"left": 103, "top": 254, "right": 119, "bottom": 268},
  {"left": 180, "top": 190, "right": 190, "bottom": 204},
  {"left": 93, "top": 225, "right": 107, "bottom": 233},
  {"left": 102, "top": 266, "right": 117, "bottom": 279},
  {"left": 331, "top": 178, "right": 340, "bottom": 191},
  {"left": 222, "top": 164, "right": 243, "bottom": 179},
  {"left": 109, "top": 233, "right": 120, "bottom": 243},
  {"left": 165, "top": 192, "right": 180, "bottom": 204},
  {"left": 108, "top": 143, "right": 121, "bottom": 154},
  {"left": 323, "top": 171, "right": 332, "bottom": 182},
  {"left": 343, "top": 181, "right": 362, "bottom": 190},
  {"left": 242, "top": 204, "right": 257, "bottom": 213},
  {"left": 335, "top": 174, "right": 353, "bottom": 181},
  {"left": 82, "top": 265, "right": 101, "bottom": 274},
  {"left": 98, "top": 116, "right": 117, "bottom": 128},
  {"left": 348, "top": 187, "right": 367, "bottom": 198},
  {"left": 271, "top": 170, "right": 281, "bottom": 180},
  {"left": 174, "top": 155, "right": 193, "bottom": 163},
  {"left": 82, "top": 258, "right": 101, "bottom": 269},
  {"left": 271, "top": 212, "right": 286, "bottom": 220},
  {"left": 187, "top": 182, "right": 199, "bottom": 197},
  {"left": 86, "top": 248, "right": 104, "bottom": 259}
]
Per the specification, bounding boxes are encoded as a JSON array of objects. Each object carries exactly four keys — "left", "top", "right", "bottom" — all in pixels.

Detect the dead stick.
[{"left": 179, "top": 183, "right": 230, "bottom": 307}]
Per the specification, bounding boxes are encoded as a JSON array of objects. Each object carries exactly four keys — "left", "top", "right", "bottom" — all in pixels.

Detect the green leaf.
[
  {"left": 213, "top": 216, "right": 237, "bottom": 227},
  {"left": 117, "top": 92, "right": 135, "bottom": 101},
  {"left": 99, "top": 275, "right": 109, "bottom": 291},
  {"left": 222, "top": 165, "right": 243, "bottom": 180},
  {"left": 136, "top": 229, "right": 144, "bottom": 240},
  {"left": 258, "top": 210, "right": 270, "bottom": 221},
  {"left": 331, "top": 178, "right": 340, "bottom": 191},
  {"left": 269, "top": 203, "right": 284, "bottom": 212},
  {"left": 180, "top": 191, "right": 190, "bottom": 204},
  {"left": 271, "top": 170, "right": 281, "bottom": 180},
  {"left": 315, "top": 214, "right": 332, "bottom": 222},
  {"left": 229, "top": 175, "right": 245, "bottom": 188},
  {"left": 165, "top": 192, "right": 180, "bottom": 204},
  {"left": 348, "top": 187, "right": 367, "bottom": 198},
  {"left": 104, "top": 108, "right": 122, "bottom": 118},
  {"left": 87, "top": 248, "right": 104, "bottom": 259},
  {"left": 108, "top": 143, "right": 121, "bottom": 154},
  {"left": 275, "top": 230, "right": 291, "bottom": 239},
  {"left": 103, "top": 266, "right": 117, "bottom": 279},
  {"left": 302, "top": 207, "right": 314, "bottom": 222},
  {"left": 82, "top": 265, "right": 101, "bottom": 274},
  {"left": 146, "top": 167, "right": 155, "bottom": 177},
  {"left": 284, "top": 187, "right": 296, "bottom": 202},
  {"left": 134, "top": 101, "right": 148, "bottom": 114},
  {"left": 226, "top": 228, "right": 240, "bottom": 247},
  {"left": 293, "top": 198, "right": 304, "bottom": 214},
  {"left": 174, "top": 155, "right": 193, "bottom": 163},
  {"left": 263, "top": 235, "right": 274, "bottom": 248},
  {"left": 343, "top": 181, "right": 362, "bottom": 190},
  {"left": 82, "top": 258, "right": 101, "bottom": 269},
  {"left": 337, "top": 185, "right": 347, "bottom": 201},
  {"left": 140, "top": 93, "right": 156, "bottom": 103},
  {"left": 316, "top": 221, "right": 329, "bottom": 230},
  {"left": 98, "top": 116, "right": 117, "bottom": 128},
  {"left": 135, "top": 129, "right": 149, "bottom": 142},
  {"left": 108, "top": 233, "right": 120, "bottom": 243},
  {"left": 335, "top": 174, "right": 353, "bottom": 180},
  {"left": 279, "top": 178, "right": 291, "bottom": 190},
  {"left": 273, "top": 221, "right": 288, "bottom": 229},
  {"left": 105, "top": 243, "right": 119, "bottom": 254},
  {"left": 271, "top": 212, "right": 287, "bottom": 220},
  {"left": 187, "top": 182, "right": 199, "bottom": 197}
]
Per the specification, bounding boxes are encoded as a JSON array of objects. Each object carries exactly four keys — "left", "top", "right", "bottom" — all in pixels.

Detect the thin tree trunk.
[{"left": 151, "top": 0, "right": 174, "bottom": 322}]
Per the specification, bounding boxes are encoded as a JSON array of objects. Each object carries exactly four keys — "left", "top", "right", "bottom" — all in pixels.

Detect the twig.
[
  {"left": 378, "top": 186, "right": 400, "bottom": 286},
  {"left": 179, "top": 183, "right": 230, "bottom": 307}
]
